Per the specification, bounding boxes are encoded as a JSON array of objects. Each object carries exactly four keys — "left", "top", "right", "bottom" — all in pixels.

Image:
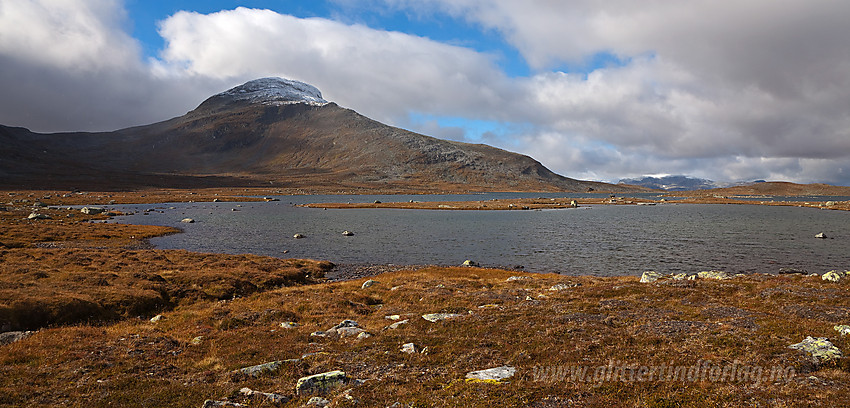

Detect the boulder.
[
  {"left": 331, "top": 320, "right": 359, "bottom": 330},
  {"left": 815, "top": 232, "right": 827, "bottom": 239},
  {"left": 822, "top": 270, "right": 846, "bottom": 283},
  {"left": 639, "top": 271, "right": 663, "bottom": 283},
  {"left": 279, "top": 322, "right": 299, "bottom": 329},
  {"left": 697, "top": 270, "right": 735, "bottom": 280},
  {"left": 293, "top": 233, "right": 305, "bottom": 239},
  {"left": 337, "top": 327, "right": 366, "bottom": 338},
  {"left": 342, "top": 230, "right": 354, "bottom": 236},
  {"left": 27, "top": 213, "right": 50, "bottom": 220},
  {"left": 150, "top": 314, "right": 165, "bottom": 323},
  {"left": 181, "top": 218, "right": 195, "bottom": 223},
  {"left": 295, "top": 370, "right": 348, "bottom": 395},
  {"left": 465, "top": 366, "right": 517, "bottom": 382},
  {"left": 306, "top": 397, "right": 330, "bottom": 407},
  {"left": 506, "top": 276, "right": 530, "bottom": 282},
  {"left": 235, "top": 361, "right": 284, "bottom": 378},
  {"left": 422, "top": 313, "right": 463, "bottom": 323},
  {"left": 387, "top": 319, "right": 409, "bottom": 330},
  {"left": 462, "top": 260, "right": 479, "bottom": 267},
  {"left": 0, "top": 331, "right": 34, "bottom": 346},
  {"left": 549, "top": 283, "right": 580, "bottom": 291},
  {"left": 570, "top": 200, "right": 578, "bottom": 208},
  {"left": 788, "top": 336, "right": 842, "bottom": 363},
  {"left": 201, "top": 400, "right": 245, "bottom": 407},
  {"left": 361, "top": 279, "right": 379, "bottom": 289},
  {"left": 80, "top": 207, "right": 105, "bottom": 215},
  {"left": 400, "top": 343, "right": 419, "bottom": 354},
  {"left": 239, "top": 387, "right": 289, "bottom": 404}
]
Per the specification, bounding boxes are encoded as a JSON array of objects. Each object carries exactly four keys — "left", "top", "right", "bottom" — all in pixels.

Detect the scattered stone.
[
  {"left": 356, "top": 331, "right": 372, "bottom": 340},
  {"left": 815, "top": 232, "right": 827, "bottom": 239},
  {"left": 181, "top": 218, "right": 195, "bottom": 223},
  {"left": 202, "top": 400, "right": 245, "bottom": 407},
  {"left": 190, "top": 336, "right": 204, "bottom": 345},
  {"left": 462, "top": 260, "right": 479, "bottom": 267},
  {"left": 337, "top": 327, "right": 366, "bottom": 338},
  {"left": 385, "top": 315, "right": 401, "bottom": 320},
  {"left": 27, "top": 213, "right": 50, "bottom": 220},
  {"left": 387, "top": 319, "right": 409, "bottom": 329},
  {"left": 0, "top": 331, "right": 34, "bottom": 346},
  {"left": 822, "top": 270, "right": 846, "bottom": 282},
  {"left": 400, "top": 343, "right": 419, "bottom": 354},
  {"left": 549, "top": 283, "right": 579, "bottom": 291},
  {"left": 570, "top": 200, "right": 578, "bottom": 208},
  {"left": 239, "top": 387, "right": 289, "bottom": 404},
  {"left": 788, "top": 336, "right": 842, "bottom": 363},
  {"left": 331, "top": 320, "right": 360, "bottom": 330},
  {"left": 306, "top": 396, "right": 330, "bottom": 407},
  {"left": 293, "top": 233, "right": 305, "bottom": 239},
  {"left": 506, "top": 276, "right": 530, "bottom": 282},
  {"left": 834, "top": 325, "right": 850, "bottom": 336},
  {"left": 697, "top": 270, "right": 735, "bottom": 280},
  {"left": 80, "top": 207, "right": 105, "bottom": 215},
  {"left": 342, "top": 230, "right": 354, "bottom": 236},
  {"left": 150, "top": 314, "right": 165, "bottom": 323},
  {"left": 422, "top": 313, "right": 463, "bottom": 323},
  {"left": 362, "top": 279, "right": 379, "bottom": 289},
  {"left": 310, "top": 331, "right": 329, "bottom": 338},
  {"left": 465, "top": 366, "right": 517, "bottom": 382},
  {"left": 236, "top": 361, "right": 284, "bottom": 377},
  {"left": 279, "top": 322, "right": 299, "bottom": 329},
  {"left": 295, "top": 370, "right": 348, "bottom": 395},
  {"left": 639, "top": 271, "right": 664, "bottom": 283}
]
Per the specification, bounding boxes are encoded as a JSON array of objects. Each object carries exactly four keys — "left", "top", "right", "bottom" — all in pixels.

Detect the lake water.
[{"left": 110, "top": 193, "right": 850, "bottom": 276}]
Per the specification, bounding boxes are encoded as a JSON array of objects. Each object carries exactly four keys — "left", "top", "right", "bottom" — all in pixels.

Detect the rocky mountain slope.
[{"left": 0, "top": 78, "right": 648, "bottom": 192}]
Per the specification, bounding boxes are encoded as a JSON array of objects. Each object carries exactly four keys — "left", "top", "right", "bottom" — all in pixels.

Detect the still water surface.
[{"left": 111, "top": 193, "right": 850, "bottom": 276}]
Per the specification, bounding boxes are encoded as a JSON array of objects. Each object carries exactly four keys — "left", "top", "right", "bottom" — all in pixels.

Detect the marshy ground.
[{"left": 1, "top": 190, "right": 849, "bottom": 407}]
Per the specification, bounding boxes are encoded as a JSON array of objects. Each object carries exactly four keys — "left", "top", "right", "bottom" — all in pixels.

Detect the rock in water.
[
  {"left": 788, "top": 336, "right": 842, "bottom": 363},
  {"left": 80, "top": 207, "right": 105, "bottom": 215},
  {"left": 462, "top": 260, "right": 479, "bottom": 267},
  {"left": 181, "top": 218, "right": 195, "bottom": 223},
  {"left": 293, "top": 233, "right": 304, "bottom": 239},
  {"left": 815, "top": 232, "right": 827, "bottom": 239},
  {"left": 342, "top": 230, "right": 354, "bottom": 236},
  {"left": 295, "top": 370, "right": 348, "bottom": 395},
  {"left": 466, "top": 366, "right": 517, "bottom": 382}
]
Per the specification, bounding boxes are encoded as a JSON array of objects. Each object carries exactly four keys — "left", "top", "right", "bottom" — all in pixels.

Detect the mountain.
[
  {"left": 618, "top": 175, "right": 718, "bottom": 191},
  {"left": 0, "top": 78, "right": 649, "bottom": 193}
]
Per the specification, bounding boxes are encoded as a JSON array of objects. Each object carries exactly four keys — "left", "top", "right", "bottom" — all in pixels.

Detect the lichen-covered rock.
[
  {"left": 640, "top": 271, "right": 663, "bottom": 283},
  {"left": 279, "top": 321, "right": 299, "bottom": 329},
  {"left": 239, "top": 387, "right": 289, "bottom": 404},
  {"left": 466, "top": 366, "right": 517, "bottom": 382},
  {"left": 822, "top": 270, "right": 846, "bottom": 282},
  {"left": 697, "top": 270, "right": 735, "bottom": 280},
  {"left": 422, "top": 313, "right": 463, "bottom": 322},
  {"left": 295, "top": 370, "right": 348, "bottom": 395},
  {"left": 788, "top": 336, "right": 842, "bottom": 362},
  {"left": 834, "top": 325, "right": 850, "bottom": 336},
  {"left": 236, "top": 361, "right": 284, "bottom": 377},
  {"left": 306, "top": 396, "right": 330, "bottom": 407}
]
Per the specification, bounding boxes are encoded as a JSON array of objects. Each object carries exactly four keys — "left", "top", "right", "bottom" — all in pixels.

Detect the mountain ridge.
[{"left": 0, "top": 78, "right": 650, "bottom": 193}]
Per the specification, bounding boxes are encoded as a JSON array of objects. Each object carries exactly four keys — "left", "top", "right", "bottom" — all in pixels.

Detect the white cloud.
[{"left": 2, "top": 1, "right": 850, "bottom": 185}]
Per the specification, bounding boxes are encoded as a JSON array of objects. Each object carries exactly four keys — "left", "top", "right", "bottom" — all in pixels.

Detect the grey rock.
[
  {"left": 815, "top": 232, "right": 827, "bottom": 239},
  {"left": 307, "top": 396, "right": 330, "bottom": 407},
  {"left": 342, "top": 230, "right": 354, "bottom": 236},
  {"left": 361, "top": 279, "right": 379, "bottom": 289},
  {"left": 388, "top": 319, "right": 409, "bottom": 329},
  {"left": 201, "top": 400, "right": 245, "bottom": 407},
  {"left": 331, "top": 320, "right": 360, "bottom": 330},
  {"left": 150, "top": 314, "right": 165, "bottom": 323},
  {"left": 279, "top": 322, "right": 299, "bottom": 329},
  {"left": 27, "top": 213, "right": 50, "bottom": 220},
  {"left": 295, "top": 370, "right": 348, "bottom": 395},
  {"left": 356, "top": 331, "right": 372, "bottom": 340},
  {"left": 549, "top": 283, "right": 580, "bottom": 291},
  {"left": 337, "top": 327, "right": 366, "bottom": 338},
  {"left": 400, "top": 342, "right": 419, "bottom": 354},
  {"left": 80, "top": 207, "right": 105, "bottom": 215},
  {"left": 236, "top": 361, "right": 284, "bottom": 377},
  {"left": 293, "top": 233, "right": 305, "bottom": 239},
  {"left": 181, "top": 218, "right": 195, "bottom": 223},
  {"left": 465, "top": 366, "right": 517, "bottom": 382},
  {"left": 0, "top": 331, "right": 34, "bottom": 346},
  {"left": 462, "top": 260, "right": 479, "bottom": 267},
  {"left": 506, "top": 276, "right": 530, "bottom": 282},
  {"left": 697, "top": 270, "right": 735, "bottom": 280},
  {"left": 422, "top": 313, "right": 463, "bottom": 323},
  {"left": 639, "top": 271, "right": 663, "bottom": 283},
  {"left": 239, "top": 387, "right": 289, "bottom": 404},
  {"left": 789, "top": 336, "right": 842, "bottom": 362}
]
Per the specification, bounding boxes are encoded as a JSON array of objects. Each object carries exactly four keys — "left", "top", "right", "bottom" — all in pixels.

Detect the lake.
[{"left": 109, "top": 193, "right": 850, "bottom": 276}]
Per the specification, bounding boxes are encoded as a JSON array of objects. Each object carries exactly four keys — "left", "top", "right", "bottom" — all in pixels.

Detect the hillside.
[
  {"left": 671, "top": 182, "right": 850, "bottom": 197},
  {"left": 0, "top": 78, "right": 648, "bottom": 193}
]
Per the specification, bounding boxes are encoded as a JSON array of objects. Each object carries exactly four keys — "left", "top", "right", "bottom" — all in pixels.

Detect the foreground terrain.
[{"left": 2, "top": 190, "right": 850, "bottom": 407}]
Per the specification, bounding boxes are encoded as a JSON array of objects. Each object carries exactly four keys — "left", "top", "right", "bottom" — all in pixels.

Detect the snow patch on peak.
[{"left": 217, "top": 77, "right": 328, "bottom": 106}]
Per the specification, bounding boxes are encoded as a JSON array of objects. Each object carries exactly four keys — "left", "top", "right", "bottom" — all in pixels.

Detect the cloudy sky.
[{"left": 2, "top": 0, "right": 849, "bottom": 185}]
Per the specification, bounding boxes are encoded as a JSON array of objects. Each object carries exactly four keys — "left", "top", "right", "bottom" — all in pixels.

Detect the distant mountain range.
[
  {"left": 0, "top": 77, "right": 649, "bottom": 193},
  {"left": 618, "top": 175, "right": 720, "bottom": 191}
]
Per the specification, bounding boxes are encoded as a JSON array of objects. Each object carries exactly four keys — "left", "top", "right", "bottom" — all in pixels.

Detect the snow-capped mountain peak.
[{"left": 216, "top": 77, "right": 328, "bottom": 106}]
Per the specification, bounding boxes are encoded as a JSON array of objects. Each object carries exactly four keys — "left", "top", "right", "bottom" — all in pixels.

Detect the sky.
[{"left": 1, "top": 1, "right": 849, "bottom": 185}]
